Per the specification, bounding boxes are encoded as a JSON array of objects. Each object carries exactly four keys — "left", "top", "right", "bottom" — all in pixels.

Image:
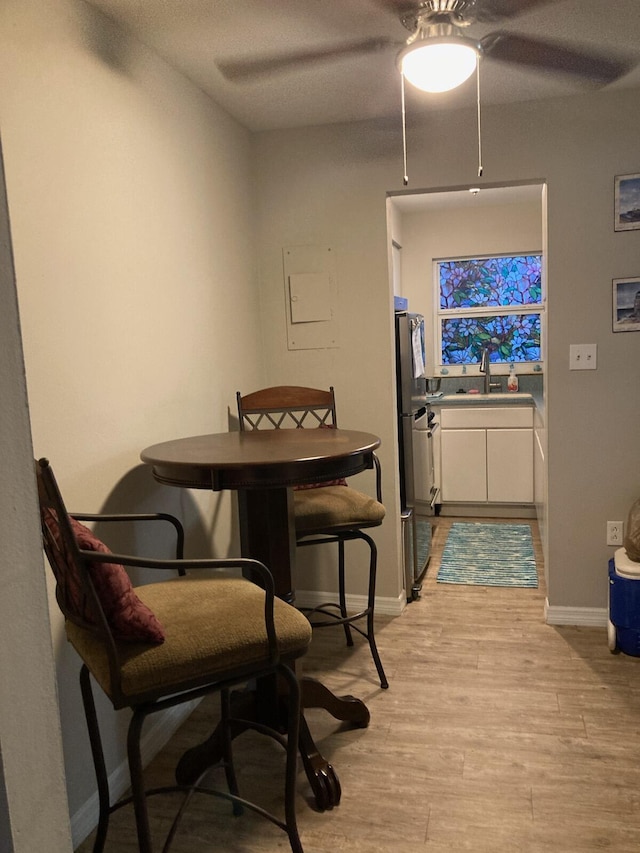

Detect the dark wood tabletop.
[{"left": 140, "top": 428, "right": 381, "bottom": 491}]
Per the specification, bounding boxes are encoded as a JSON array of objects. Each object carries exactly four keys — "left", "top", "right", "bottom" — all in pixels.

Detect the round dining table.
[{"left": 141, "top": 426, "right": 382, "bottom": 810}]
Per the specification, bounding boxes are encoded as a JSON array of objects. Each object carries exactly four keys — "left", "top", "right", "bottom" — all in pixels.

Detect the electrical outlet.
[{"left": 607, "top": 521, "right": 624, "bottom": 546}]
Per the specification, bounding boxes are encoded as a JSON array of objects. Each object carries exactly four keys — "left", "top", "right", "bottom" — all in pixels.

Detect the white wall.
[
  {"left": 0, "top": 137, "right": 73, "bottom": 852},
  {"left": 0, "top": 0, "right": 264, "bottom": 843},
  {"left": 253, "top": 88, "right": 640, "bottom": 617}
]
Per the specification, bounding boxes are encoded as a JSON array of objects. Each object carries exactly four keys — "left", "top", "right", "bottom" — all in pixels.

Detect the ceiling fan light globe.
[{"left": 401, "top": 41, "right": 478, "bottom": 93}]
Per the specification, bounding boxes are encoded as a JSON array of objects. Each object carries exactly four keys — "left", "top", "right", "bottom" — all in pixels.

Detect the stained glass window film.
[
  {"left": 437, "top": 253, "right": 543, "bottom": 366},
  {"left": 441, "top": 314, "right": 541, "bottom": 364}
]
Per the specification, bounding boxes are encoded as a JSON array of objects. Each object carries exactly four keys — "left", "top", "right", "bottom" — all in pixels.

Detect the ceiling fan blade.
[
  {"left": 372, "top": 0, "right": 422, "bottom": 14},
  {"left": 471, "top": 0, "right": 557, "bottom": 23},
  {"left": 217, "top": 36, "right": 395, "bottom": 82},
  {"left": 481, "top": 32, "right": 634, "bottom": 84}
]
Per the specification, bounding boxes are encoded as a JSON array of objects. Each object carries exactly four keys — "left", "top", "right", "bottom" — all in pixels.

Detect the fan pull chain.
[
  {"left": 401, "top": 73, "right": 409, "bottom": 186},
  {"left": 476, "top": 57, "right": 483, "bottom": 178},
  {"left": 400, "top": 55, "right": 483, "bottom": 184}
]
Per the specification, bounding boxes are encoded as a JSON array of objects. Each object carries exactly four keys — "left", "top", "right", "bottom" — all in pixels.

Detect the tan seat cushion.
[
  {"left": 294, "top": 485, "right": 385, "bottom": 535},
  {"left": 65, "top": 575, "right": 312, "bottom": 706}
]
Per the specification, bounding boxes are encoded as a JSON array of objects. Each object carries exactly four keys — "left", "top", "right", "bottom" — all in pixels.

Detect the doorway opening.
[{"left": 387, "top": 181, "right": 548, "bottom": 590}]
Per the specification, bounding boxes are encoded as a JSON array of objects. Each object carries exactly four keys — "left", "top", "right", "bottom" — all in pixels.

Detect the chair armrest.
[
  {"left": 82, "top": 551, "right": 275, "bottom": 591},
  {"left": 72, "top": 512, "right": 185, "bottom": 559},
  {"left": 343, "top": 451, "right": 382, "bottom": 503}
]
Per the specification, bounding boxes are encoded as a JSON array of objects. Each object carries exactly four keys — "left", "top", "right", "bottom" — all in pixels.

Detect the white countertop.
[{"left": 431, "top": 392, "right": 534, "bottom": 406}]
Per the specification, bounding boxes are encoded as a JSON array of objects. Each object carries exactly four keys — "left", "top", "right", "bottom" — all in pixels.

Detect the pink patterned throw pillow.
[
  {"left": 295, "top": 478, "right": 347, "bottom": 491},
  {"left": 46, "top": 510, "right": 165, "bottom": 644}
]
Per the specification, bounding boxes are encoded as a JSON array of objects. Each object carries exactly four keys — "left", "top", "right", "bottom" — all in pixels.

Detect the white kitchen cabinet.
[
  {"left": 439, "top": 406, "right": 534, "bottom": 505},
  {"left": 487, "top": 428, "right": 533, "bottom": 502},
  {"left": 440, "top": 428, "right": 486, "bottom": 502}
]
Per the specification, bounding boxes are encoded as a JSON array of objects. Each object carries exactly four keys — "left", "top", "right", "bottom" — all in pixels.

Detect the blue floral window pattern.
[{"left": 437, "top": 254, "right": 542, "bottom": 365}]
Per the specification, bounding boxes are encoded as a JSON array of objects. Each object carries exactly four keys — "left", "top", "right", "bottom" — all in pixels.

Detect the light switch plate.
[{"left": 569, "top": 343, "right": 597, "bottom": 370}]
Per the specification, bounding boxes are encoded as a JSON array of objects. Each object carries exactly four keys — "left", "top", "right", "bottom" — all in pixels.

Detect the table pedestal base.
[
  {"left": 141, "top": 433, "right": 381, "bottom": 813},
  {"left": 174, "top": 676, "right": 369, "bottom": 811}
]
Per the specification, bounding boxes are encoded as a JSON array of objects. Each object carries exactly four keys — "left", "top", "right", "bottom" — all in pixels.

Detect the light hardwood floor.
[{"left": 76, "top": 517, "right": 640, "bottom": 852}]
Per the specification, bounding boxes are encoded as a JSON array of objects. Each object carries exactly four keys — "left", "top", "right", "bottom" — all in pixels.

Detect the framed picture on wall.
[
  {"left": 614, "top": 173, "right": 640, "bottom": 231},
  {"left": 613, "top": 277, "right": 640, "bottom": 332}
]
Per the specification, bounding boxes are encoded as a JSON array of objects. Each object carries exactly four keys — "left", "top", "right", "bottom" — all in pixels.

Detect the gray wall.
[{"left": 253, "top": 89, "right": 640, "bottom": 615}]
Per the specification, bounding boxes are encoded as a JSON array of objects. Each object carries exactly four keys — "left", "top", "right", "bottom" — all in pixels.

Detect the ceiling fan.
[{"left": 216, "top": 0, "right": 633, "bottom": 91}]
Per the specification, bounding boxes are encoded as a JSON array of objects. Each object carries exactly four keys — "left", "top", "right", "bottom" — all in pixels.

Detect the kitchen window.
[{"left": 435, "top": 253, "right": 543, "bottom": 369}]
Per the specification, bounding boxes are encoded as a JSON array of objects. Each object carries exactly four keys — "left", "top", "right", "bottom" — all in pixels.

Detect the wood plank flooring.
[{"left": 76, "top": 517, "right": 640, "bottom": 852}]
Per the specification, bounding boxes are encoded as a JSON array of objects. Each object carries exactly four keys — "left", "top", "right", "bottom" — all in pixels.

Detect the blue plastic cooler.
[{"left": 608, "top": 548, "right": 640, "bottom": 656}]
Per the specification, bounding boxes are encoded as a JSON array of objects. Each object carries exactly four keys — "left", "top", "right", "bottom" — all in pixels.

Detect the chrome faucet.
[{"left": 479, "top": 347, "right": 501, "bottom": 394}]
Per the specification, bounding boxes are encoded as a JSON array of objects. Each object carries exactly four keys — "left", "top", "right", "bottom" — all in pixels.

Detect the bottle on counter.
[{"left": 507, "top": 364, "right": 519, "bottom": 392}]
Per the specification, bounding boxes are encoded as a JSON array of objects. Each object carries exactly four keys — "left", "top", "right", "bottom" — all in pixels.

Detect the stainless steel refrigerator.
[{"left": 395, "top": 310, "right": 429, "bottom": 601}]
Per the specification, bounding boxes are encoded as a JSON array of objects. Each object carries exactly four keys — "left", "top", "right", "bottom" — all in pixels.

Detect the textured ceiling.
[{"left": 85, "top": 0, "right": 640, "bottom": 131}]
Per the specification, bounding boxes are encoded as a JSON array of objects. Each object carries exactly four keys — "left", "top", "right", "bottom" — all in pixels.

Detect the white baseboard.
[
  {"left": 71, "top": 700, "right": 199, "bottom": 848},
  {"left": 545, "top": 599, "right": 608, "bottom": 627},
  {"left": 295, "top": 589, "right": 406, "bottom": 617},
  {"left": 298, "top": 592, "right": 608, "bottom": 626},
  {"left": 438, "top": 503, "right": 536, "bottom": 518}
]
